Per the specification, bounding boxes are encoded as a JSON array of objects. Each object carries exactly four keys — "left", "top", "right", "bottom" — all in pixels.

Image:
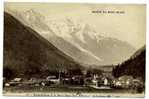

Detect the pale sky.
[{"left": 5, "top": 3, "right": 146, "bottom": 49}]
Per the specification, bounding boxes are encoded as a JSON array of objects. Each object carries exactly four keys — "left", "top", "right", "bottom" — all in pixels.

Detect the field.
[{"left": 3, "top": 85, "right": 145, "bottom": 97}]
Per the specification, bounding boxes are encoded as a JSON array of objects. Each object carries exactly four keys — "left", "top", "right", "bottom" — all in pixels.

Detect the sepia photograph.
[{"left": 3, "top": 2, "right": 146, "bottom": 97}]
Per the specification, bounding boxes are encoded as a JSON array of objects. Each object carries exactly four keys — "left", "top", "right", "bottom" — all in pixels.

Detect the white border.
[
  {"left": 0, "top": 0, "right": 148, "bottom": 99},
  {"left": 0, "top": 0, "right": 3, "bottom": 98},
  {"left": 3, "top": 0, "right": 147, "bottom": 4},
  {"left": 146, "top": 0, "right": 149, "bottom": 99}
]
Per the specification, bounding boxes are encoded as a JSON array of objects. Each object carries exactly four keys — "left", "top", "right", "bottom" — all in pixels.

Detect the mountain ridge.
[
  {"left": 5, "top": 9, "right": 136, "bottom": 65},
  {"left": 112, "top": 45, "right": 145, "bottom": 80}
]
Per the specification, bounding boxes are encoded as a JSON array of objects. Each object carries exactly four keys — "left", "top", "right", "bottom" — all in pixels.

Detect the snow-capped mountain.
[
  {"left": 6, "top": 9, "right": 54, "bottom": 36},
  {"left": 45, "top": 17, "right": 136, "bottom": 65},
  {"left": 47, "top": 18, "right": 105, "bottom": 43},
  {"left": 6, "top": 9, "right": 136, "bottom": 66}
]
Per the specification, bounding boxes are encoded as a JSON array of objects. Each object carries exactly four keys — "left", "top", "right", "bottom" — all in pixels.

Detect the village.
[{"left": 3, "top": 68, "right": 144, "bottom": 94}]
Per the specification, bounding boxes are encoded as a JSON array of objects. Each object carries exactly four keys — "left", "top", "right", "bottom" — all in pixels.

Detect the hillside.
[
  {"left": 112, "top": 46, "right": 145, "bottom": 81},
  {"left": 3, "top": 12, "right": 82, "bottom": 79}
]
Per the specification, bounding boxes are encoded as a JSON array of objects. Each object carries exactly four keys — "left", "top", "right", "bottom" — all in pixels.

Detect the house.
[
  {"left": 46, "top": 76, "right": 60, "bottom": 84},
  {"left": 11, "top": 78, "right": 22, "bottom": 82}
]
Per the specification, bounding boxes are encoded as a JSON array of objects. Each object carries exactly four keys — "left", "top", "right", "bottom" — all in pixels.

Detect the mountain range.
[{"left": 6, "top": 9, "right": 136, "bottom": 66}]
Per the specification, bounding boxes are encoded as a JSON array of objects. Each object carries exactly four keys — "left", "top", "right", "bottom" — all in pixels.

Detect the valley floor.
[{"left": 3, "top": 86, "right": 145, "bottom": 97}]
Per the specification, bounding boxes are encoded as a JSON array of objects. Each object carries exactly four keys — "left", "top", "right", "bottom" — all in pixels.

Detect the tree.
[{"left": 3, "top": 67, "right": 15, "bottom": 80}]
